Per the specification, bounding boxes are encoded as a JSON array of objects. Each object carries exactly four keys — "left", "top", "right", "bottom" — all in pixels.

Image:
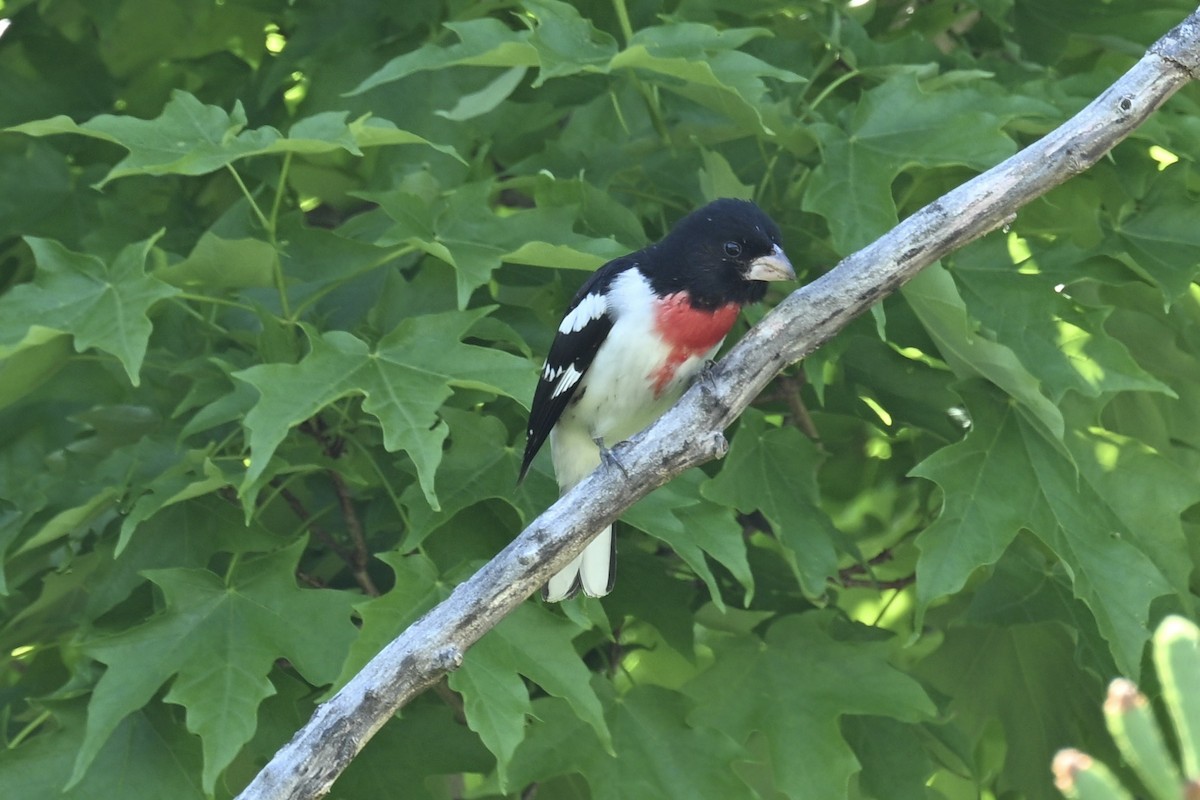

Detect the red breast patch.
[{"left": 650, "top": 293, "right": 739, "bottom": 395}]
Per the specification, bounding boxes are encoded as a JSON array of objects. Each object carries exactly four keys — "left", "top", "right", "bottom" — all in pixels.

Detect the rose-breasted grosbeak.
[{"left": 520, "top": 198, "right": 795, "bottom": 600}]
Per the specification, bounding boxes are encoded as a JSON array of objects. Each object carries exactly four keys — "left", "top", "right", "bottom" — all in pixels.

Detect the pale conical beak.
[{"left": 746, "top": 243, "right": 796, "bottom": 282}]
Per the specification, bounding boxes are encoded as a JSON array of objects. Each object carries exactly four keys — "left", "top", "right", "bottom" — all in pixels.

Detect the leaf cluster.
[{"left": 0, "top": 0, "right": 1199, "bottom": 798}]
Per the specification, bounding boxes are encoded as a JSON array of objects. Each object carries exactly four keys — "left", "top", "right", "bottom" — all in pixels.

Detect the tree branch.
[{"left": 236, "top": 10, "right": 1200, "bottom": 799}]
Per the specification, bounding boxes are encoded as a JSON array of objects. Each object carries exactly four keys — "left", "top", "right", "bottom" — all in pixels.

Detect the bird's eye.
[{"left": 723, "top": 241, "right": 743, "bottom": 257}]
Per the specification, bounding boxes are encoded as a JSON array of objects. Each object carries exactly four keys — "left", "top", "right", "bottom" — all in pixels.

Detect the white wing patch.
[
  {"left": 550, "top": 364, "right": 583, "bottom": 398},
  {"left": 558, "top": 291, "right": 607, "bottom": 334},
  {"left": 542, "top": 363, "right": 564, "bottom": 381}
]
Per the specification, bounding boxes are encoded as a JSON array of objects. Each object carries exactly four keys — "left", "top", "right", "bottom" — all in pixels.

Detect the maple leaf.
[{"left": 74, "top": 540, "right": 358, "bottom": 793}]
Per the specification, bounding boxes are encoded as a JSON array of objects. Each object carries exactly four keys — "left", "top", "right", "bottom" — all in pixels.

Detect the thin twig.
[
  {"left": 329, "top": 469, "right": 380, "bottom": 597},
  {"left": 431, "top": 679, "right": 467, "bottom": 724},
  {"left": 836, "top": 549, "right": 909, "bottom": 590},
  {"left": 277, "top": 485, "right": 354, "bottom": 565},
  {"left": 840, "top": 549, "right": 897, "bottom": 577},
  {"left": 296, "top": 571, "right": 325, "bottom": 589},
  {"left": 837, "top": 575, "right": 915, "bottom": 591},
  {"left": 778, "top": 373, "right": 821, "bottom": 442},
  {"left": 296, "top": 418, "right": 380, "bottom": 596}
]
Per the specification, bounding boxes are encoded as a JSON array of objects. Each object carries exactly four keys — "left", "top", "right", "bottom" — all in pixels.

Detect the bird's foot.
[
  {"left": 698, "top": 358, "right": 719, "bottom": 392},
  {"left": 697, "top": 359, "right": 732, "bottom": 417},
  {"left": 594, "top": 437, "right": 630, "bottom": 481}
]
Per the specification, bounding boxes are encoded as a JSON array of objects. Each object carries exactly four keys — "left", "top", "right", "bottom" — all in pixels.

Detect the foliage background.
[{"left": 1, "top": 0, "right": 1199, "bottom": 798}]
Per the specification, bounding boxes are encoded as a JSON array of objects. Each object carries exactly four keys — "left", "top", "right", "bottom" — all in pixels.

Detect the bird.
[{"left": 519, "top": 198, "right": 795, "bottom": 601}]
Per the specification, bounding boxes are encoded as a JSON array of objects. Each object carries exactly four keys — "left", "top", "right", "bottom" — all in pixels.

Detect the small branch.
[
  {"left": 277, "top": 485, "right": 354, "bottom": 565},
  {"left": 778, "top": 374, "right": 821, "bottom": 442},
  {"left": 836, "top": 549, "right": 909, "bottom": 590},
  {"left": 295, "top": 419, "right": 379, "bottom": 596},
  {"left": 329, "top": 471, "right": 380, "bottom": 597},
  {"left": 296, "top": 571, "right": 325, "bottom": 589},
  {"left": 236, "top": 10, "right": 1200, "bottom": 800},
  {"left": 431, "top": 679, "right": 467, "bottom": 724},
  {"left": 840, "top": 549, "right": 897, "bottom": 576},
  {"left": 837, "top": 575, "right": 915, "bottom": 591}
]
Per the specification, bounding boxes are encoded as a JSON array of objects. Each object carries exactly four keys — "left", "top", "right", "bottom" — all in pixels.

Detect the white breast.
[{"left": 557, "top": 269, "right": 720, "bottom": 447}]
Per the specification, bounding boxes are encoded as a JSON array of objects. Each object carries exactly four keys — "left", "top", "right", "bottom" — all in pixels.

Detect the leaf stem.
[
  {"left": 289, "top": 245, "right": 418, "bottom": 318},
  {"left": 609, "top": 0, "right": 670, "bottom": 144},
  {"left": 225, "top": 164, "right": 271, "bottom": 231},
  {"left": 611, "top": 0, "right": 635, "bottom": 45},
  {"left": 344, "top": 435, "right": 411, "bottom": 536},
  {"left": 7, "top": 709, "right": 51, "bottom": 749},
  {"left": 755, "top": 148, "right": 782, "bottom": 203},
  {"left": 175, "top": 292, "right": 256, "bottom": 312},
  {"left": 225, "top": 163, "right": 292, "bottom": 320},
  {"left": 804, "top": 68, "right": 861, "bottom": 118},
  {"left": 224, "top": 552, "right": 242, "bottom": 583},
  {"left": 269, "top": 151, "right": 293, "bottom": 235}
]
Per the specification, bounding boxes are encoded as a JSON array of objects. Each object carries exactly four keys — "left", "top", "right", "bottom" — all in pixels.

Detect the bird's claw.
[{"left": 594, "top": 437, "right": 631, "bottom": 481}]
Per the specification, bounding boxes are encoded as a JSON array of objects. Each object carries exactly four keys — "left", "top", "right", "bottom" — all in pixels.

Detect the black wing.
[{"left": 519, "top": 257, "right": 636, "bottom": 481}]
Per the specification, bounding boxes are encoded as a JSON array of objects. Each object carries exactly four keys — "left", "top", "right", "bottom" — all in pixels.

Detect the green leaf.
[
  {"left": 6, "top": 91, "right": 460, "bottom": 184},
  {"left": 0, "top": 330, "right": 71, "bottom": 411},
  {"left": 685, "top": 613, "right": 935, "bottom": 799},
  {"left": 448, "top": 603, "right": 611, "bottom": 788},
  {"left": 1110, "top": 180, "right": 1200, "bottom": 304},
  {"left": 843, "top": 716, "right": 936, "bottom": 800},
  {"left": 702, "top": 411, "right": 839, "bottom": 598},
  {"left": 804, "top": 74, "right": 1031, "bottom": 252},
  {"left": 333, "top": 703, "right": 494, "bottom": 798},
  {"left": 0, "top": 235, "right": 177, "bottom": 385},
  {"left": 523, "top": 0, "right": 619, "bottom": 85},
  {"left": 5, "top": 497, "right": 285, "bottom": 650},
  {"left": 917, "top": 622, "right": 1110, "bottom": 800},
  {"left": 591, "top": 684, "right": 754, "bottom": 800},
  {"left": 398, "top": 409, "right": 529, "bottom": 549},
  {"left": 625, "top": 469, "right": 754, "bottom": 608},
  {"left": 698, "top": 147, "right": 754, "bottom": 201},
  {"left": 1064, "top": 420, "right": 1199, "bottom": 610},
  {"left": 0, "top": 138, "right": 76, "bottom": 242},
  {"left": 13, "top": 486, "right": 122, "bottom": 556},
  {"left": 506, "top": 686, "right": 756, "bottom": 800},
  {"left": 349, "top": 18, "right": 539, "bottom": 95},
  {"left": 369, "top": 180, "right": 627, "bottom": 306},
  {"left": 345, "top": 115, "right": 465, "bottom": 163},
  {"left": 75, "top": 539, "right": 358, "bottom": 793},
  {"left": 613, "top": 22, "right": 804, "bottom": 134},
  {"left": 903, "top": 263, "right": 1065, "bottom": 439},
  {"left": 116, "top": 451, "right": 228, "bottom": 554},
  {"left": 912, "top": 385, "right": 1175, "bottom": 676},
  {"left": 0, "top": 703, "right": 205, "bottom": 800},
  {"left": 235, "top": 309, "right": 534, "bottom": 511},
  {"left": 157, "top": 232, "right": 277, "bottom": 290},
  {"left": 436, "top": 66, "right": 529, "bottom": 121},
  {"left": 330, "top": 552, "right": 443, "bottom": 691},
  {"left": 501, "top": 240, "right": 617, "bottom": 271},
  {"left": 952, "top": 236, "right": 1173, "bottom": 403},
  {"left": 8, "top": 93, "right": 275, "bottom": 184}
]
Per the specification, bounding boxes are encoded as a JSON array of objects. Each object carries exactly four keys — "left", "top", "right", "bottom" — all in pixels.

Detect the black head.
[{"left": 646, "top": 198, "right": 795, "bottom": 309}]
